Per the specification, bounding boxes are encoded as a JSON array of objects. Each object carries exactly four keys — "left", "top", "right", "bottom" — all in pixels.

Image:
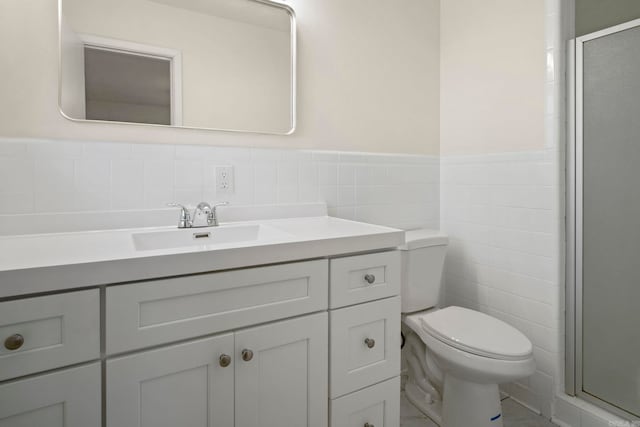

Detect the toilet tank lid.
[{"left": 398, "top": 229, "right": 448, "bottom": 250}]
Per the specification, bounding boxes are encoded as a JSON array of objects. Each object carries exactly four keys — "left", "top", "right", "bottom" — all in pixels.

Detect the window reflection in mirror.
[
  {"left": 59, "top": 0, "right": 295, "bottom": 134},
  {"left": 84, "top": 47, "right": 173, "bottom": 125}
]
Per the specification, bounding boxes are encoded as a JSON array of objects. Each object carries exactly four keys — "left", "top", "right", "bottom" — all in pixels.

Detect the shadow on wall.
[{"left": 441, "top": 241, "right": 483, "bottom": 309}]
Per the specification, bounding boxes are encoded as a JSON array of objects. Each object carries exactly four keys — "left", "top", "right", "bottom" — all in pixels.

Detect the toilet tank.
[{"left": 399, "top": 229, "right": 449, "bottom": 313}]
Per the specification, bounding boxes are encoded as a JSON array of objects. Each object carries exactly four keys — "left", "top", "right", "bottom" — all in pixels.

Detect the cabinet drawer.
[
  {"left": 106, "top": 260, "right": 328, "bottom": 354},
  {"left": 330, "top": 251, "right": 400, "bottom": 308},
  {"left": 330, "top": 376, "right": 400, "bottom": 427},
  {"left": 0, "top": 363, "right": 101, "bottom": 427},
  {"left": 0, "top": 290, "right": 100, "bottom": 381},
  {"left": 330, "top": 296, "right": 400, "bottom": 398}
]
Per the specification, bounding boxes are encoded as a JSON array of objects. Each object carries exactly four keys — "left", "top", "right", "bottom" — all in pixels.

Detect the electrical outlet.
[{"left": 215, "top": 166, "right": 234, "bottom": 194}]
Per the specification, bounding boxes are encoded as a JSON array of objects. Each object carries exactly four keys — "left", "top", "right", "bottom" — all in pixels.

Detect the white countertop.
[{"left": 0, "top": 216, "right": 404, "bottom": 298}]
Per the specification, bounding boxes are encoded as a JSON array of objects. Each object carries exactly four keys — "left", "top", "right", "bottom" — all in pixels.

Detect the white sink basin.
[{"left": 132, "top": 224, "right": 292, "bottom": 251}]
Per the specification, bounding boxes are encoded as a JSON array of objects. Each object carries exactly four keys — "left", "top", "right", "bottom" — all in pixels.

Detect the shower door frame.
[{"left": 567, "top": 17, "right": 640, "bottom": 421}]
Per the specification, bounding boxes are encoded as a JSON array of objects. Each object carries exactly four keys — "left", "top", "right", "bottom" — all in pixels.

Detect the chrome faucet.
[{"left": 167, "top": 201, "right": 229, "bottom": 228}]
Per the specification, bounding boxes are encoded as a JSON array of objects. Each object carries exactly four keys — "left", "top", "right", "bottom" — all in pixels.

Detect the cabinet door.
[
  {"left": 0, "top": 363, "right": 101, "bottom": 427},
  {"left": 106, "top": 334, "right": 234, "bottom": 427},
  {"left": 235, "top": 312, "right": 328, "bottom": 427}
]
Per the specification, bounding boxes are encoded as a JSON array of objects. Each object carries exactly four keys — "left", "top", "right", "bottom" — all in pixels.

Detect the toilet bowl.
[{"left": 399, "top": 230, "right": 536, "bottom": 427}]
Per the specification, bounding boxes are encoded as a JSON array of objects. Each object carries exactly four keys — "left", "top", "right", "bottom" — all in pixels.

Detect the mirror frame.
[{"left": 57, "top": 0, "right": 297, "bottom": 135}]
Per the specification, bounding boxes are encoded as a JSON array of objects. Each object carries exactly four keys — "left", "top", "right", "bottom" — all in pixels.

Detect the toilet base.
[
  {"left": 404, "top": 381, "right": 442, "bottom": 425},
  {"left": 442, "top": 374, "right": 503, "bottom": 427}
]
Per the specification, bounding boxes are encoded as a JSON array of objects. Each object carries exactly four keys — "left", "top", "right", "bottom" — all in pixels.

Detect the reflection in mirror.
[
  {"left": 84, "top": 46, "right": 173, "bottom": 125},
  {"left": 59, "top": 0, "right": 295, "bottom": 134}
]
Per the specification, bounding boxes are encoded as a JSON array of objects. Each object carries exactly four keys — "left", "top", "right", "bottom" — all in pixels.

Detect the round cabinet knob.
[
  {"left": 364, "top": 338, "right": 376, "bottom": 349},
  {"left": 363, "top": 274, "right": 376, "bottom": 284},
  {"left": 241, "top": 349, "right": 254, "bottom": 362},
  {"left": 4, "top": 334, "right": 24, "bottom": 351},
  {"left": 364, "top": 423, "right": 375, "bottom": 427},
  {"left": 219, "top": 354, "right": 232, "bottom": 367}
]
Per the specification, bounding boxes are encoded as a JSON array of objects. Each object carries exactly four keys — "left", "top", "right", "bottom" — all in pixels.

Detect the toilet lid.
[{"left": 419, "top": 306, "right": 533, "bottom": 361}]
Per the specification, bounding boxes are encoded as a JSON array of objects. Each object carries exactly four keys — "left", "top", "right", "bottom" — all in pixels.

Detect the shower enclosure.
[{"left": 567, "top": 18, "right": 640, "bottom": 420}]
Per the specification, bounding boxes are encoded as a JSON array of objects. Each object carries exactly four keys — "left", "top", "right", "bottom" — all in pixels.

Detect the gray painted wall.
[{"left": 576, "top": 0, "right": 640, "bottom": 36}]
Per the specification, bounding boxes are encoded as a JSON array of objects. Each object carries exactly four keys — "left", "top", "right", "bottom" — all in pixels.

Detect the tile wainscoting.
[
  {"left": 0, "top": 138, "right": 439, "bottom": 232},
  {"left": 440, "top": 149, "right": 561, "bottom": 419}
]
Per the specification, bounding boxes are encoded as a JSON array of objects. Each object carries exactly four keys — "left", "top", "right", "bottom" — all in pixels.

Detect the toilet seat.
[{"left": 407, "top": 306, "right": 533, "bottom": 361}]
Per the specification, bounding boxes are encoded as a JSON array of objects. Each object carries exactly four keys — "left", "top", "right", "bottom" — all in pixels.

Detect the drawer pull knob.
[
  {"left": 363, "top": 274, "right": 376, "bottom": 284},
  {"left": 219, "top": 354, "right": 232, "bottom": 367},
  {"left": 241, "top": 349, "right": 254, "bottom": 362},
  {"left": 364, "top": 423, "right": 375, "bottom": 427},
  {"left": 364, "top": 338, "right": 376, "bottom": 349},
  {"left": 4, "top": 334, "right": 24, "bottom": 351}
]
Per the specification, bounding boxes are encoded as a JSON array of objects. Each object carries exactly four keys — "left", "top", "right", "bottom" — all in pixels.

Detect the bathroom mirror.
[{"left": 58, "top": 0, "right": 296, "bottom": 135}]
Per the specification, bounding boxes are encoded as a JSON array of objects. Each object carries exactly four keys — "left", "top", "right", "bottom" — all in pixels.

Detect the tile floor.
[{"left": 400, "top": 393, "right": 557, "bottom": 427}]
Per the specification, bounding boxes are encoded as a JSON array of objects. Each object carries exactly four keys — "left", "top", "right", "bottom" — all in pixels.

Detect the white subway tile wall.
[
  {"left": 440, "top": 150, "right": 560, "bottom": 419},
  {"left": 0, "top": 138, "right": 439, "bottom": 231}
]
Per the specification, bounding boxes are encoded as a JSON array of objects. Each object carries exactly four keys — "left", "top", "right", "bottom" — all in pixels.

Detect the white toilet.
[{"left": 399, "top": 229, "right": 536, "bottom": 427}]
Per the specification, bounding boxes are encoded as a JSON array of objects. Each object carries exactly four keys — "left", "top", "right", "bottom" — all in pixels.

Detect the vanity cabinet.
[
  {"left": 106, "top": 313, "right": 328, "bottom": 427},
  {"left": 0, "top": 363, "right": 101, "bottom": 427},
  {"left": 0, "top": 249, "right": 400, "bottom": 427}
]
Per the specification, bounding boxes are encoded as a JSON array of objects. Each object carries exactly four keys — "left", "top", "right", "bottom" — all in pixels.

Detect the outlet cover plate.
[{"left": 215, "top": 166, "right": 234, "bottom": 194}]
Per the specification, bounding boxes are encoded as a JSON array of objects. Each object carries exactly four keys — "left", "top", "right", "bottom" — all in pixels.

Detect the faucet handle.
[
  {"left": 166, "top": 203, "right": 191, "bottom": 228},
  {"left": 210, "top": 201, "right": 229, "bottom": 226}
]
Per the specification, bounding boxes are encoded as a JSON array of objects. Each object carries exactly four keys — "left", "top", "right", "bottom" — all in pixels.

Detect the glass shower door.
[{"left": 578, "top": 20, "right": 640, "bottom": 418}]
